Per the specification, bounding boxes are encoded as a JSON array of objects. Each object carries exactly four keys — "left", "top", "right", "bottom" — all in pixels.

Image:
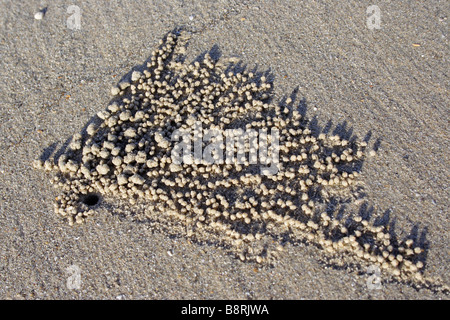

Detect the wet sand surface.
[{"left": 0, "top": 0, "right": 448, "bottom": 299}]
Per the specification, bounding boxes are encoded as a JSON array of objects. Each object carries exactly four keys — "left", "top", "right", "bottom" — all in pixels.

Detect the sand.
[{"left": 0, "top": 0, "right": 448, "bottom": 299}]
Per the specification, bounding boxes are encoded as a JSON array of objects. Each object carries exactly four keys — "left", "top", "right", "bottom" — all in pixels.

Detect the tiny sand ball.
[
  {"left": 111, "top": 86, "right": 121, "bottom": 96},
  {"left": 96, "top": 164, "right": 110, "bottom": 175}
]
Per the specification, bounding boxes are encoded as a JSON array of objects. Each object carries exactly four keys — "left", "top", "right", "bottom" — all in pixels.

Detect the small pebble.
[{"left": 34, "top": 10, "right": 45, "bottom": 20}]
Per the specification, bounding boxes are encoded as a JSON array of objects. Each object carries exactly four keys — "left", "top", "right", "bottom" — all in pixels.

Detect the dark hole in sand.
[{"left": 82, "top": 193, "right": 100, "bottom": 206}]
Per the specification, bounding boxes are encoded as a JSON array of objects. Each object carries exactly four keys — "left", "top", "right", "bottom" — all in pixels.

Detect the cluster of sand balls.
[{"left": 34, "top": 31, "right": 447, "bottom": 292}]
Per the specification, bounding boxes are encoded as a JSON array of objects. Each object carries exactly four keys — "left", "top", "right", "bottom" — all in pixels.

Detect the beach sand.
[{"left": 0, "top": 0, "right": 448, "bottom": 299}]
